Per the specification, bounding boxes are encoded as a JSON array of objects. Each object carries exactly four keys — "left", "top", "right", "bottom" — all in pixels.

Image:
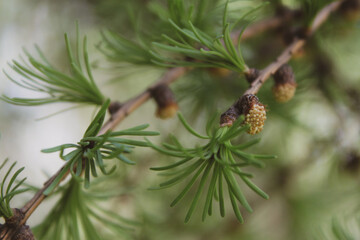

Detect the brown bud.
[
  {"left": 13, "top": 225, "right": 35, "bottom": 240},
  {"left": 108, "top": 101, "right": 123, "bottom": 115},
  {"left": 150, "top": 84, "right": 179, "bottom": 119},
  {"left": 208, "top": 67, "right": 231, "bottom": 78},
  {"left": 2, "top": 209, "right": 34, "bottom": 240},
  {"left": 343, "top": 151, "right": 360, "bottom": 173},
  {"left": 220, "top": 106, "right": 240, "bottom": 127},
  {"left": 272, "top": 83, "right": 297, "bottom": 103},
  {"left": 244, "top": 68, "right": 260, "bottom": 84},
  {"left": 238, "top": 94, "right": 266, "bottom": 135},
  {"left": 340, "top": 0, "right": 360, "bottom": 20},
  {"left": 273, "top": 64, "right": 297, "bottom": 102},
  {"left": 5, "top": 209, "right": 24, "bottom": 227},
  {"left": 156, "top": 102, "right": 179, "bottom": 119}
]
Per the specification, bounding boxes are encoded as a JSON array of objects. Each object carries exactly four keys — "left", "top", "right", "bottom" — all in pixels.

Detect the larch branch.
[{"left": 0, "top": 2, "right": 344, "bottom": 239}]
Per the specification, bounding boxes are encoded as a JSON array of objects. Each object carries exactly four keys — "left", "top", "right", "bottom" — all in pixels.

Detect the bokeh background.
[{"left": 1, "top": 0, "right": 360, "bottom": 239}]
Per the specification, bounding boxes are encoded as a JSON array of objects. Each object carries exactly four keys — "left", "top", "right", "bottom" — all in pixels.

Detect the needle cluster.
[{"left": 148, "top": 113, "right": 275, "bottom": 222}]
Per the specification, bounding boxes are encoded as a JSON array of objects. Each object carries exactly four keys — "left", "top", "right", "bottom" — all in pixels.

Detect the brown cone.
[
  {"left": 150, "top": 84, "right": 179, "bottom": 119},
  {"left": 273, "top": 64, "right": 297, "bottom": 102},
  {"left": 238, "top": 94, "right": 267, "bottom": 135}
]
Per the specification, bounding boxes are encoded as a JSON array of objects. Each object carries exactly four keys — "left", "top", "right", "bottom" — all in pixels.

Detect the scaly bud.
[
  {"left": 150, "top": 84, "right": 179, "bottom": 119},
  {"left": 3, "top": 209, "right": 35, "bottom": 240},
  {"left": 272, "top": 64, "right": 297, "bottom": 103},
  {"left": 220, "top": 106, "right": 240, "bottom": 127},
  {"left": 244, "top": 68, "right": 260, "bottom": 84},
  {"left": 237, "top": 94, "right": 266, "bottom": 135},
  {"left": 108, "top": 101, "right": 123, "bottom": 115},
  {"left": 13, "top": 225, "right": 35, "bottom": 240}
]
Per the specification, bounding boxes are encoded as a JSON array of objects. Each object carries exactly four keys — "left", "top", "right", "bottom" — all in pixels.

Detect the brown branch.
[
  {"left": 221, "top": 1, "right": 344, "bottom": 121},
  {"left": 0, "top": 3, "right": 343, "bottom": 239}
]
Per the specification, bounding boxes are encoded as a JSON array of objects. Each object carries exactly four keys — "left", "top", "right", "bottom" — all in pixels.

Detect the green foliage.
[
  {"left": 330, "top": 218, "right": 357, "bottom": 240},
  {"left": 41, "top": 100, "right": 159, "bottom": 195},
  {"left": 147, "top": 113, "right": 275, "bottom": 223},
  {"left": 150, "top": 1, "right": 266, "bottom": 72},
  {"left": 33, "top": 178, "right": 138, "bottom": 240},
  {"left": 0, "top": 159, "right": 28, "bottom": 219},
  {"left": 165, "top": 0, "right": 222, "bottom": 30},
  {"left": 1, "top": 27, "right": 105, "bottom": 106},
  {"left": 98, "top": 0, "right": 223, "bottom": 67},
  {"left": 98, "top": 0, "right": 262, "bottom": 71},
  {"left": 315, "top": 215, "right": 360, "bottom": 240},
  {"left": 99, "top": 30, "right": 154, "bottom": 65}
]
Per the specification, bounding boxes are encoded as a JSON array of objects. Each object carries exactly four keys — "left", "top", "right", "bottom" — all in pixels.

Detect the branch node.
[
  {"left": 12, "top": 225, "right": 35, "bottom": 240},
  {"left": 108, "top": 101, "right": 123, "bottom": 116},
  {"left": 5, "top": 209, "right": 24, "bottom": 227},
  {"left": 220, "top": 106, "right": 240, "bottom": 127},
  {"left": 245, "top": 68, "right": 260, "bottom": 84},
  {"left": 0, "top": 209, "right": 34, "bottom": 240}
]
